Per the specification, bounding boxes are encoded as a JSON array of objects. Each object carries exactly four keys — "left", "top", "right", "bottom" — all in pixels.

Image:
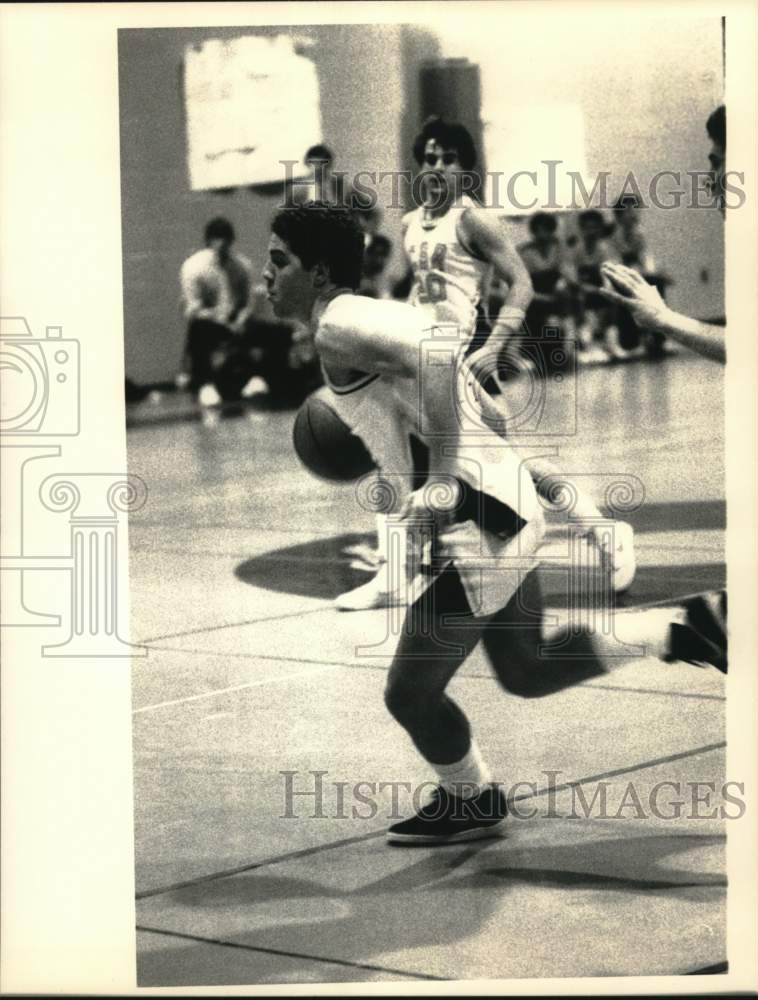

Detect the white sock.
[{"left": 433, "top": 741, "right": 492, "bottom": 799}]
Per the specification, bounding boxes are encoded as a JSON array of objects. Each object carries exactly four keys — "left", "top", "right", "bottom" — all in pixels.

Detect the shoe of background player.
[
  {"left": 577, "top": 343, "right": 611, "bottom": 365},
  {"left": 603, "top": 324, "right": 632, "bottom": 361},
  {"left": 334, "top": 564, "right": 406, "bottom": 611},
  {"left": 588, "top": 520, "right": 637, "bottom": 593},
  {"left": 240, "top": 375, "right": 269, "bottom": 399},
  {"left": 387, "top": 784, "right": 508, "bottom": 845},
  {"left": 198, "top": 382, "right": 222, "bottom": 408}
]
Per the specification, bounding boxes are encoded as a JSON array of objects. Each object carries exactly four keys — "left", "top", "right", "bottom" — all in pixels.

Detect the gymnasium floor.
[{"left": 128, "top": 352, "right": 726, "bottom": 987}]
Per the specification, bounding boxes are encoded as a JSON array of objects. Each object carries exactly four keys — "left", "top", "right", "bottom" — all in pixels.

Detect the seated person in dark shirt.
[
  {"left": 180, "top": 218, "right": 312, "bottom": 407},
  {"left": 518, "top": 212, "right": 575, "bottom": 350}
]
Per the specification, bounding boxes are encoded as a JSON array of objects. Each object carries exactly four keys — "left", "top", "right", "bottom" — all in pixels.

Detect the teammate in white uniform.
[
  {"left": 336, "top": 117, "right": 635, "bottom": 611},
  {"left": 263, "top": 202, "right": 619, "bottom": 844}
]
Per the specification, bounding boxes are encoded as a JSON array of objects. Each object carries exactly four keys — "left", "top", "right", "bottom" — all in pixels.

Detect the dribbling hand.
[{"left": 397, "top": 477, "right": 463, "bottom": 571}]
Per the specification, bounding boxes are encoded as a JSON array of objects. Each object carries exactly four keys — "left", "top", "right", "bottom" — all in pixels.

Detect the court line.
[
  {"left": 507, "top": 741, "right": 726, "bottom": 804},
  {"left": 575, "top": 682, "right": 724, "bottom": 702},
  {"left": 137, "top": 569, "right": 726, "bottom": 647},
  {"left": 139, "top": 645, "right": 725, "bottom": 703},
  {"left": 136, "top": 924, "right": 444, "bottom": 981},
  {"left": 130, "top": 524, "right": 359, "bottom": 536},
  {"left": 133, "top": 661, "right": 341, "bottom": 715},
  {"left": 138, "top": 605, "right": 331, "bottom": 645},
  {"left": 136, "top": 829, "right": 388, "bottom": 899},
  {"left": 135, "top": 740, "right": 724, "bottom": 901}
]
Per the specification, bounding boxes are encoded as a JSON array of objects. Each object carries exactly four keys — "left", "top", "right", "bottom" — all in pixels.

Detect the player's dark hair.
[
  {"left": 706, "top": 105, "right": 726, "bottom": 151},
  {"left": 578, "top": 209, "right": 606, "bottom": 228},
  {"left": 305, "top": 143, "right": 334, "bottom": 165},
  {"left": 271, "top": 202, "right": 365, "bottom": 290},
  {"left": 612, "top": 194, "right": 641, "bottom": 214},
  {"left": 412, "top": 116, "right": 477, "bottom": 170},
  {"left": 204, "top": 217, "right": 235, "bottom": 245},
  {"left": 368, "top": 234, "right": 392, "bottom": 254},
  {"left": 529, "top": 212, "right": 557, "bottom": 235}
]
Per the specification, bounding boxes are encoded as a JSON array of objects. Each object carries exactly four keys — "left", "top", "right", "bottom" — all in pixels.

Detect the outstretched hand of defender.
[{"left": 599, "top": 262, "right": 669, "bottom": 330}]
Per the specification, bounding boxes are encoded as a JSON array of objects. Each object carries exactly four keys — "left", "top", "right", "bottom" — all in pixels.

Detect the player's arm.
[
  {"left": 316, "top": 301, "right": 472, "bottom": 478},
  {"left": 315, "top": 300, "right": 422, "bottom": 379},
  {"left": 600, "top": 262, "right": 725, "bottom": 364},
  {"left": 391, "top": 212, "right": 415, "bottom": 301},
  {"left": 460, "top": 208, "right": 534, "bottom": 347}
]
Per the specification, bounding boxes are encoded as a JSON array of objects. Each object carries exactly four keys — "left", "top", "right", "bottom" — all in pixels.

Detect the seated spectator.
[
  {"left": 610, "top": 194, "right": 656, "bottom": 272},
  {"left": 610, "top": 194, "right": 672, "bottom": 359},
  {"left": 566, "top": 210, "right": 629, "bottom": 361},
  {"left": 179, "top": 217, "right": 254, "bottom": 403},
  {"left": 179, "top": 219, "right": 316, "bottom": 410},
  {"left": 518, "top": 212, "right": 576, "bottom": 361}
]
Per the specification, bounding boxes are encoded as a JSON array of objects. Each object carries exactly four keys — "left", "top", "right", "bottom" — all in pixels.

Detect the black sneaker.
[
  {"left": 387, "top": 784, "right": 507, "bottom": 845},
  {"left": 666, "top": 591, "right": 727, "bottom": 674}
]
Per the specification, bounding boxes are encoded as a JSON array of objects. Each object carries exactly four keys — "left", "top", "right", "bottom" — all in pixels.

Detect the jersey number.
[{"left": 416, "top": 242, "right": 447, "bottom": 303}]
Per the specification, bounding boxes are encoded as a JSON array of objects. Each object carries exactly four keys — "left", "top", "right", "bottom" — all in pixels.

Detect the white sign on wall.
[{"left": 184, "top": 34, "right": 322, "bottom": 191}]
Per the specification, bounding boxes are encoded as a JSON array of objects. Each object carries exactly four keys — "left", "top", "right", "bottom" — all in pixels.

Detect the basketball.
[{"left": 293, "top": 391, "right": 376, "bottom": 482}]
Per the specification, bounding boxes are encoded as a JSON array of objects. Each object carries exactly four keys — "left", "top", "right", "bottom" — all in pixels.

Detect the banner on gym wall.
[{"left": 184, "top": 34, "right": 322, "bottom": 191}]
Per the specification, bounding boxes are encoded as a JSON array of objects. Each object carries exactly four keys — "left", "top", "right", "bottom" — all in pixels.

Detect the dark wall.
[{"left": 119, "top": 24, "right": 439, "bottom": 384}]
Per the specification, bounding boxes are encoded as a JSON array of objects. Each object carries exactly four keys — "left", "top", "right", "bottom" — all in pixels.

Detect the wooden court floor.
[{"left": 128, "top": 353, "right": 726, "bottom": 986}]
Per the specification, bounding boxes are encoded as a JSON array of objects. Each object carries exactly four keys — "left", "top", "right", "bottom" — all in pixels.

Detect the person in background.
[
  {"left": 600, "top": 104, "right": 726, "bottom": 368},
  {"left": 179, "top": 217, "right": 254, "bottom": 407},
  {"left": 609, "top": 194, "right": 671, "bottom": 358},
  {"left": 610, "top": 194, "right": 656, "bottom": 272},
  {"left": 359, "top": 234, "right": 393, "bottom": 299},
  {"left": 517, "top": 212, "right": 576, "bottom": 367},
  {"left": 566, "top": 209, "right": 627, "bottom": 362},
  {"left": 594, "top": 104, "right": 728, "bottom": 670},
  {"left": 180, "top": 218, "right": 316, "bottom": 412},
  {"left": 288, "top": 144, "right": 347, "bottom": 207}
]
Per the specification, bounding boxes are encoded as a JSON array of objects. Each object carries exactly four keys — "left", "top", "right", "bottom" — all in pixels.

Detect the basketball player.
[
  {"left": 264, "top": 201, "right": 632, "bottom": 843},
  {"left": 600, "top": 105, "right": 726, "bottom": 365},
  {"left": 595, "top": 104, "right": 728, "bottom": 670},
  {"left": 336, "top": 117, "right": 635, "bottom": 611}
]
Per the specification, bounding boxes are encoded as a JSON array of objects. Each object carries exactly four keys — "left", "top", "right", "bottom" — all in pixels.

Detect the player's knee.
[{"left": 384, "top": 676, "right": 426, "bottom": 727}]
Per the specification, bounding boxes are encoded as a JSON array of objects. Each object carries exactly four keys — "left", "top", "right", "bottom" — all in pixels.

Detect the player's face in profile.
[
  {"left": 262, "top": 234, "right": 315, "bottom": 320},
  {"left": 708, "top": 141, "right": 726, "bottom": 213},
  {"left": 419, "top": 139, "right": 460, "bottom": 207}
]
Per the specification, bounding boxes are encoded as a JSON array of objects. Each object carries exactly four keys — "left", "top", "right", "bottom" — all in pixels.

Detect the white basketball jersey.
[
  {"left": 315, "top": 294, "right": 544, "bottom": 615},
  {"left": 404, "top": 196, "right": 491, "bottom": 339},
  {"left": 317, "top": 295, "right": 541, "bottom": 516}
]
